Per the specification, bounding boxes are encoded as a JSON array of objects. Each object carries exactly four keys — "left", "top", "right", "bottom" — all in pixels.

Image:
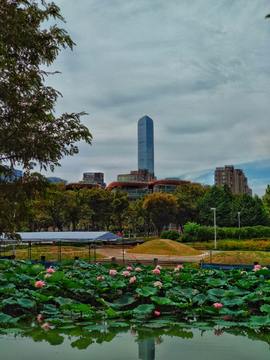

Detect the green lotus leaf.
[
  {"left": 150, "top": 296, "right": 175, "bottom": 306},
  {"left": 177, "top": 274, "right": 192, "bottom": 281},
  {"left": 0, "top": 313, "right": 12, "bottom": 323},
  {"left": 54, "top": 297, "right": 74, "bottom": 305},
  {"left": 135, "top": 287, "right": 158, "bottom": 297},
  {"left": 1, "top": 328, "right": 25, "bottom": 333},
  {"left": 85, "top": 324, "right": 108, "bottom": 330},
  {"left": 192, "top": 294, "right": 207, "bottom": 305},
  {"left": 45, "top": 271, "right": 66, "bottom": 282},
  {"left": 105, "top": 308, "right": 118, "bottom": 317},
  {"left": 17, "top": 298, "right": 35, "bottom": 308},
  {"left": 108, "top": 322, "right": 130, "bottom": 327},
  {"left": 58, "top": 325, "right": 76, "bottom": 329},
  {"left": 220, "top": 297, "right": 244, "bottom": 307},
  {"left": 260, "top": 304, "right": 270, "bottom": 314},
  {"left": 71, "top": 337, "right": 94, "bottom": 349},
  {"left": 214, "top": 320, "right": 238, "bottom": 326},
  {"left": 133, "top": 304, "right": 155, "bottom": 314},
  {"left": 235, "top": 281, "right": 254, "bottom": 289},
  {"left": 2, "top": 297, "right": 17, "bottom": 305},
  {"left": 113, "top": 294, "right": 137, "bottom": 307},
  {"left": 174, "top": 287, "right": 199, "bottom": 297},
  {"left": 250, "top": 315, "right": 270, "bottom": 326},
  {"left": 207, "top": 288, "right": 227, "bottom": 297}
]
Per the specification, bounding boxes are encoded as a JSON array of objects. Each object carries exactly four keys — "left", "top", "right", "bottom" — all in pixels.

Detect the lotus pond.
[{"left": 1, "top": 259, "right": 270, "bottom": 359}]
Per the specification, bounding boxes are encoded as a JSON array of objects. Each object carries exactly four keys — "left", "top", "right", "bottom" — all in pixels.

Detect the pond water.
[{"left": 1, "top": 326, "right": 270, "bottom": 360}]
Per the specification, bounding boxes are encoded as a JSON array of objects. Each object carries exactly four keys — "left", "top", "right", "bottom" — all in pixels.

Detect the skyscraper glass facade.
[{"left": 138, "top": 115, "right": 154, "bottom": 174}]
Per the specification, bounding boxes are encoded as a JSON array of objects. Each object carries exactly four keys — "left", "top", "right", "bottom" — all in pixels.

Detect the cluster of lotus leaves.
[{"left": 1, "top": 259, "right": 270, "bottom": 348}]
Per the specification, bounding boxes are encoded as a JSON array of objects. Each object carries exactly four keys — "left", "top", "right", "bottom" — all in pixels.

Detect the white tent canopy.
[{"left": 2, "top": 231, "right": 122, "bottom": 242}]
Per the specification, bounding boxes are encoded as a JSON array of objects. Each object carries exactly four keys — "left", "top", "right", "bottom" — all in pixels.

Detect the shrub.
[
  {"left": 182, "top": 222, "right": 200, "bottom": 242},
  {"left": 161, "top": 230, "right": 180, "bottom": 240}
]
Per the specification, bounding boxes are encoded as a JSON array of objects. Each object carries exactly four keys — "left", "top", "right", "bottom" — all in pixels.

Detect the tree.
[
  {"left": 0, "top": 1, "right": 92, "bottom": 235},
  {"left": 198, "top": 185, "right": 232, "bottom": 227},
  {"left": 174, "top": 184, "right": 207, "bottom": 229},
  {"left": 142, "top": 192, "right": 178, "bottom": 235}
]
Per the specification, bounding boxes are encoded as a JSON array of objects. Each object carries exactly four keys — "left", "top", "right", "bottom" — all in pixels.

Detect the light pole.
[
  {"left": 238, "top": 212, "right": 241, "bottom": 239},
  {"left": 211, "top": 208, "right": 217, "bottom": 249}
]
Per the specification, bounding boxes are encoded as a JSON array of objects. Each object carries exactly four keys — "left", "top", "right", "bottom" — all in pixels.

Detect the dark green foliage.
[
  {"left": 161, "top": 230, "right": 180, "bottom": 240},
  {"left": 0, "top": 0, "right": 92, "bottom": 237}
]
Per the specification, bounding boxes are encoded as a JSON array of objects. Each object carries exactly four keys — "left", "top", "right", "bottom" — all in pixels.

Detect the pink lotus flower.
[
  {"left": 35, "top": 280, "right": 45, "bottom": 288},
  {"left": 135, "top": 267, "right": 142, "bottom": 272},
  {"left": 97, "top": 276, "right": 105, "bottom": 280},
  {"left": 109, "top": 269, "right": 118, "bottom": 275},
  {"left": 155, "top": 265, "right": 162, "bottom": 269},
  {"left": 152, "top": 268, "right": 160, "bottom": 275},
  {"left": 121, "top": 271, "right": 131, "bottom": 277},
  {"left": 44, "top": 274, "right": 51, "bottom": 278},
  {"left": 126, "top": 266, "right": 133, "bottom": 271},
  {"left": 37, "top": 314, "right": 44, "bottom": 322},
  {"left": 154, "top": 311, "right": 160, "bottom": 316},
  {"left": 213, "top": 302, "right": 223, "bottom": 309},
  {"left": 254, "top": 264, "right": 261, "bottom": 272},
  {"left": 263, "top": 267, "right": 268, "bottom": 270},
  {"left": 175, "top": 273, "right": 179, "bottom": 275},
  {"left": 46, "top": 266, "right": 55, "bottom": 273},
  {"left": 177, "top": 265, "right": 184, "bottom": 269},
  {"left": 129, "top": 276, "right": 136, "bottom": 283},
  {"left": 241, "top": 271, "right": 248, "bottom": 275},
  {"left": 154, "top": 281, "right": 163, "bottom": 289},
  {"left": 41, "top": 322, "right": 50, "bottom": 331}
]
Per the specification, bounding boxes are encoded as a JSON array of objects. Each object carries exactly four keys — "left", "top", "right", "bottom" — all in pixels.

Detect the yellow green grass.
[
  {"left": 127, "top": 239, "right": 203, "bottom": 256},
  {"left": 1, "top": 246, "right": 106, "bottom": 262},
  {"left": 206, "top": 251, "right": 270, "bottom": 265}
]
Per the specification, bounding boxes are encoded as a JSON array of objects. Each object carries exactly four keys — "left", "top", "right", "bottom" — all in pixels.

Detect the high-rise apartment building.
[
  {"left": 81, "top": 172, "right": 106, "bottom": 189},
  {"left": 138, "top": 116, "right": 154, "bottom": 175},
  {"left": 214, "top": 165, "right": 252, "bottom": 196}
]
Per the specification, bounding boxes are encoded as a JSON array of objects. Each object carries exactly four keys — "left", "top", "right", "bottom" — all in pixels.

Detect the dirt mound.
[{"left": 129, "top": 239, "right": 203, "bottom": 256}]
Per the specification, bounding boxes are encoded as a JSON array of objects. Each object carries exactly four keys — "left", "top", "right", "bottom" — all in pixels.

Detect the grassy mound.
[
  {"left": 206, "top": 251, "right": 270, "bottom": 265},
  {"left": 128, "top": 239, "right": 203, "bottom": 256}
]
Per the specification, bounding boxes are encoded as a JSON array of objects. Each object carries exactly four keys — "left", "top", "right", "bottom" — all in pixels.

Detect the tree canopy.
[
  {"left": 0, "top": 0, "right": 92, "bottom": 173},
  {"left": 0, "top": 0, "right": 92, "bottom": 236}
]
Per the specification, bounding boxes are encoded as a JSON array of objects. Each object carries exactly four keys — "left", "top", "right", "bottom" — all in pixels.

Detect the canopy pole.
[
  {"left": 28, "top": 241, "right": 31, "bottom": 260},
  {"left": 94, "top": 241, "right": 96, "bottom": 263},
  {"left": 88, "top": 243, "right": 91, "bottom": 264}
]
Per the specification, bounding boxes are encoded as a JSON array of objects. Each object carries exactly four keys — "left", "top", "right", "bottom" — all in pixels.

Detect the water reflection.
[
  {"left": 1, "top": 321, "right": 270, "bottom": 360},
  {"left": 138, "top": 340, "right": 155, "bottom": 360}
]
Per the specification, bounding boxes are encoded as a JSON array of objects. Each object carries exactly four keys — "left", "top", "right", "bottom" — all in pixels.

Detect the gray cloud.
[{"left": 35, "top": 0, "right": 270, "bottom": 197}]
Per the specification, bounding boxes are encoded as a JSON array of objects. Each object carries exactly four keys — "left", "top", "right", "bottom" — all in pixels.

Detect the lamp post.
[
  {"left": 211, "top": 208, "right": 217, "bottom": 249},
  {"left": 238, "top": 212, "right": 241, "bottom": 239}
]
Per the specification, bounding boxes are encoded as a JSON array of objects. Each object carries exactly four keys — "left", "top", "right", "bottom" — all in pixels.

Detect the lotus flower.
[
  {"left": 129, "top": 276, "right": 136, "bottom": 283},
  {"left": 46, "top": 266, "right": 55, "bottom": 273},
  {"left": 35, "top": 280, "right": 45, "bottom": 288},
  {"left": 135, "top": 267, "right": 142, "bottom": 272},
  {"left": 121, "top": 271, "right": 131, "bottom": 277},
  {"left": 97, "top": 276, "right": 105, "bottom": 280},
  {"left": 109, "top": 269, "right": 118, "bottom": 275},
  {"left": 213, "top": 302, "right": 223, "bottom": 309},
  {"left": 126, "top": 266, "right": 133, "bottom": 271},
  {"left": 154, "top": 311, "right": 160, "bottom": 316},
  {"left": 154, "top": 281, "right": 163, "bottom": 289},
  {"left": 152, "top": 268, "right": 160, "bottom": 275},
  {"left": 37, "top": 314, "right": 44, "bottom": 322}
]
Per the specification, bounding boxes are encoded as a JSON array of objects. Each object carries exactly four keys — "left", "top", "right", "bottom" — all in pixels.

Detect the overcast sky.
[{"left": 39, "top": 0, "right": 270, "bottom": 197}]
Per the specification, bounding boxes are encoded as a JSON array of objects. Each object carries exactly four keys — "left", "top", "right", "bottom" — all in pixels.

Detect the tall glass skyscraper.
[{"left": 138, "top": 115, "right": 154, "bottom": 174}]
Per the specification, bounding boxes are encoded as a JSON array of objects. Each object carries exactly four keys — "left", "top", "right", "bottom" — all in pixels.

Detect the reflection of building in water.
[{"left": 138, "top": 339, "right": 155, "bottom": 360}]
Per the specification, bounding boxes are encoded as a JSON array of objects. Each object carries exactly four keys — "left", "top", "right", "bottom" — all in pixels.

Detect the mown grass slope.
[
  {"left": 206, "top": 250, "right": 270, "bottom": 265},
  {"left": 128, "top": 239, "right": 203, "bottom": 256}
]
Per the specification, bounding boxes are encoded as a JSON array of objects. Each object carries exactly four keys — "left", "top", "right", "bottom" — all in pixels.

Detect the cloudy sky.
[{"left": 40, "top": 0, "right": 270, "bottom": 196}]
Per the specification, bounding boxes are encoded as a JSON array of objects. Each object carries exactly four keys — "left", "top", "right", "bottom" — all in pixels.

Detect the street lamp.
[
  {"left": 211, "top": 208, "right": 217, "bottom": 249},
  {"left": 238, "top": 212, "right": 241, "bottom": 239}
]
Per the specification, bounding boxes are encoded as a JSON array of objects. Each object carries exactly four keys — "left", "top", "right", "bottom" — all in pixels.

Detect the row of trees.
[{"left": 5, "top": 182, "right": 270, "bottom": 237}]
